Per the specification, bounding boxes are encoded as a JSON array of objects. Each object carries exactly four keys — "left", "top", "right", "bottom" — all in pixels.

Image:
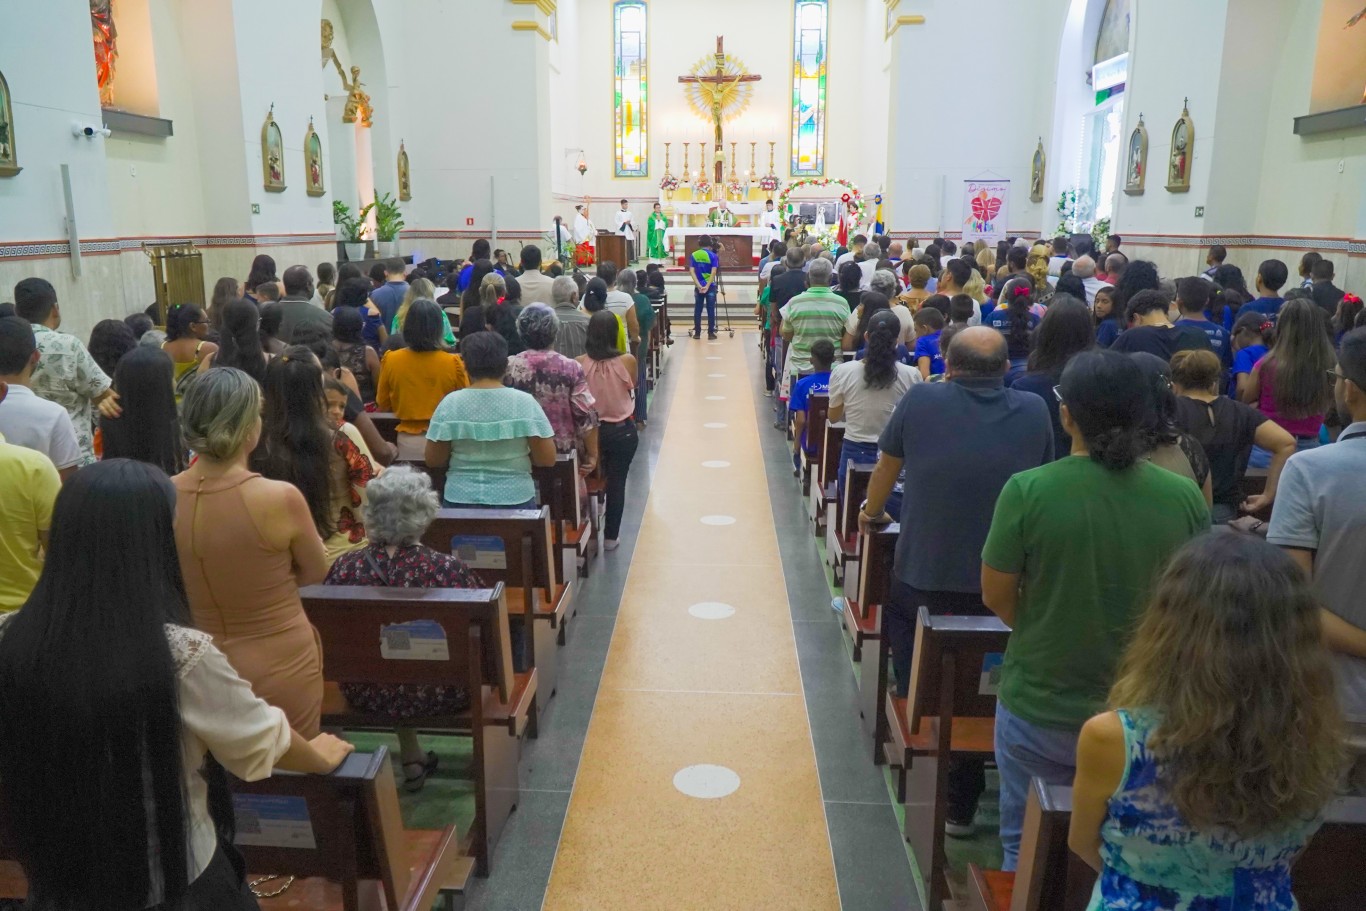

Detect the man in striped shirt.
[{"left": 780, "top": 257, "right": 847, "bottom": 395}]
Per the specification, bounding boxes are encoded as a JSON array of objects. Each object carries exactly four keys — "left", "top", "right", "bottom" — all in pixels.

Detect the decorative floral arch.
[{"left": 778, "top": 177, "right": 865, "bottom": 226}]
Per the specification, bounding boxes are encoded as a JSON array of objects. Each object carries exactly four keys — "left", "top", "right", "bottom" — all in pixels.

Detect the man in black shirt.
[{"left": 1110, "top": 289, "right": 1211, "bottom": 360}]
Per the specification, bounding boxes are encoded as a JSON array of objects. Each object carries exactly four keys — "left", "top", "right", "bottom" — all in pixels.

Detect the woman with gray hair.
[
  {"left": 323, "top": 464, "right": 484, "bottom": 791},
  {"left": 505, "top": 303, "right": 601, "bottom": 475}
]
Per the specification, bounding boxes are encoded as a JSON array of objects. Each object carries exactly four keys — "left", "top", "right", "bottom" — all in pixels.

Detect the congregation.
[
  {"left": 760, "top": 229, "right": 1366, "bottom": 908},
  {"left": 0, "top": 243, "right": 665, "bottom": 909}
]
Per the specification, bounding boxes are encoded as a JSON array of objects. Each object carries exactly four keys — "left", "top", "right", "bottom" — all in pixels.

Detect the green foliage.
[
  {"left": 334, "top": 201, "right": 368, "bottom": 242},
  {"left": 372, "top": 192, "right": 405, "bottom": 242},
  {"left": 1090, "top": 217, "right": 1111, "bottom": 249}
]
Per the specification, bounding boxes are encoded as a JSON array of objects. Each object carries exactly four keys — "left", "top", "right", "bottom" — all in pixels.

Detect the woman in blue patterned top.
[{"left": 1070, "top": 533, "right": 1344, "bottom": 910}]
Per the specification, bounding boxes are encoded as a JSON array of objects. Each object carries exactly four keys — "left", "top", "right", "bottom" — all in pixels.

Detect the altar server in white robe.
[
  {"left": 573, "top": 204, "right": 596, "bottom": 244},
  {"left": 761, "top": 199, "right": 783, "bottom": 243},
  {"left": 614, "top": 199, "right": 636, "bottom": 263}
]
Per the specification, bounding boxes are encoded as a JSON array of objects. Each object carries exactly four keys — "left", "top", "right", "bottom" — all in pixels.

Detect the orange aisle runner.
[{"left": 541, "top": 336, "right": 841, "bottom": 910}]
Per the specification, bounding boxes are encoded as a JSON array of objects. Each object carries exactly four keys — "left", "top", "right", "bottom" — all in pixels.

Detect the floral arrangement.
[
  {"left": 758, "top": 174, "right": 782, "bottom": 193},
  {"left": 725, "top": 179, "right": 745, "bottom": 199},
  {"left": 659, "top": 174, "right": 680, "bottom": 192},
  {"left": 693, "top": 178, "right": 712, "bottom": 196},
  {"left": 778, "top": 177, "right": 865, "bottom": 226}
]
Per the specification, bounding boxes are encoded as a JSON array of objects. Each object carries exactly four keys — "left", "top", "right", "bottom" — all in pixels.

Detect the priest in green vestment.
[{"left": 647, "top": 202, "right": 669, "bottom": 260}]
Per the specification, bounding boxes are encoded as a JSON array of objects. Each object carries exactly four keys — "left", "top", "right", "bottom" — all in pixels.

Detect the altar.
[{"left": 664, "top": 226, "right": 771, "bottom": 269}]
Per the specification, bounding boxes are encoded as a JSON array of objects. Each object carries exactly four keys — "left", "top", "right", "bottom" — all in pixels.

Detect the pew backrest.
[
  {"left": 805, "top": 393, "right": 829, "bottom": 455},
  {"left": 370, "top": 412, "right": 399, "bottom": 444},
  {"left": 533, "top": 453, "right": 584, "bottom": 531},
  {"left": 422, "top": 508, "right": 557, "bottom": 600},
  {"left": 907, "top": 606, "right": 1010, "bottom": 736},
  {"left": 856, "top": 523, "right": 899, "bottom": 608},
  {"left": 818, "top": 421, "right": 846, "bottom": 491},
  {"left": 299, "top": 583, "right": 513, "bottom": 705}
]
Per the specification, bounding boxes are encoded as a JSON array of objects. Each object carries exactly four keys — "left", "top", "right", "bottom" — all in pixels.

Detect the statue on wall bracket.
[
  {"left": 397, "top": 141, "right": 411, "bottom": 201},
  {"left": 1029, "top": 138, "right": 1046, "bottom": 203},
  {"left": 262, "top": 104, "right": 286, "bottom": 193},
  {"left": 0, "top": 70, "right": 19, "bottom": 178},
  {"left": 304, "top": 118, "right": 325, "bottom": 197},
  {"left": 1166, "top": 100, "right": 1194, "bottom": 193},
  {"left": 1124, "top": 114, "right": 1148, "bottom": 196}
]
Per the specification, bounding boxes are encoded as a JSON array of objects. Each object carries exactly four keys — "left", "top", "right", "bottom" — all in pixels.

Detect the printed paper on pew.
[
  {"left": 979, "top": 653, "right": 1004, "bottom": 696},
  {"left": 380, "top": 619, "right": 451, "bottom": 661},
  {"left": 449, "top": 535, "right": 508, "bottom": 570},
  {"left": 232, "top": 794, "right": 318, "bottom": 850}
]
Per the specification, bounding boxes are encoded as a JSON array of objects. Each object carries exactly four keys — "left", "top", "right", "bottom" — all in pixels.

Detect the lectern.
[{"left": 596, "top": 231, "right": 629, "bottom": 269}]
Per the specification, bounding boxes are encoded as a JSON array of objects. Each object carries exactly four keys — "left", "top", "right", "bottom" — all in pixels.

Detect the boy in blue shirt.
[
  {"left": 913, "top": 307, "right": 946, "bottom": 380},
  {"left": 1173, "top": 276, "right": 1231, "bottom": 368},
  {"left": 790, "top": 339, "right": 835, "bottom": 470},
  {"left": 1243, "top": 259, "right": 1288, "bottom": 319}
]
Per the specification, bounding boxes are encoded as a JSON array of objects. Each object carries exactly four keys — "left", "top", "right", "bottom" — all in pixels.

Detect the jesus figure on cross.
[{"left": 678, "top": 37, "right": 761, "bottom": 191}]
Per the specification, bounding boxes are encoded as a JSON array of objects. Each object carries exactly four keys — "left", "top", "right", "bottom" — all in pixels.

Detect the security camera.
[{"left": 72, "top": 123, "right": 112, "bottom": 139}]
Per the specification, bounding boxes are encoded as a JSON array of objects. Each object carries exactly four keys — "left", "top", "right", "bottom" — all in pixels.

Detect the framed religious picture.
[
  {"left": 1123, "top": 115, "right": 1148, "bottom": 195},
  {"left": 1029, "top": 138, "right": 1046, "bottom": 203},
  {"left": 397, "top": 140, "right": 411, "bottom": 201},
  {"left": 261, "top": 105, "right": 285, "bottom": 193},
  {"left": 0, "top": 69, "right": 19, "bottom": 178},
  {"left": 1166, "top": 100, "right": 1194, "bottom": 193},
  {"left": 303, "top": 118, "right": 324, "bottom": 197}
]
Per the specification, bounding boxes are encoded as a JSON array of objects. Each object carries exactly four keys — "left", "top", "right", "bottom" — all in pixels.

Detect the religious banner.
[{"left": 962, "top": 180, "right": 1009, "bottom": 245}]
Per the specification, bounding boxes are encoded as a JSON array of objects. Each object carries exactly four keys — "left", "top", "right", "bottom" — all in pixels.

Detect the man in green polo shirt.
[{"left": 779, "top": 257, "right": 846, "bottom": 395}]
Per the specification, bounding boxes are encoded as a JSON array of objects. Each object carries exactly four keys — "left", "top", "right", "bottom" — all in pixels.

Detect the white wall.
[{"left": 887, "top": 0, "right": 1066, "bottom": 237}]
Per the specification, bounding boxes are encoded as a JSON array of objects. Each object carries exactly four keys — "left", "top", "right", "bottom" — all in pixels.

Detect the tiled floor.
[{"left": 461, "top": 323, "right": 916, "bottom": 910}]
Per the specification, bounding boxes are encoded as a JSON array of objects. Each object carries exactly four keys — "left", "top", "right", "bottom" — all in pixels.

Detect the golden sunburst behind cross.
[{"left": 682, "top": 52, "right": 757, "bottom": 123}]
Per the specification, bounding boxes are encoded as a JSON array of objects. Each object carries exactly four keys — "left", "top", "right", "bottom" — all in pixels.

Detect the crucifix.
[{"left": 678, "top": 37, "right": 762, "bottom": 189}]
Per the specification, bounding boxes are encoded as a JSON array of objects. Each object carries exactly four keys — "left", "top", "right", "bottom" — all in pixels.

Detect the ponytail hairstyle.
[
  {"left": 853, "top": 290, "right": 892, "bottom": 343},
  {"left": 1000, "top": 278, "right": 1034, "bottom": 351},
  {"left": 1056, "top": 349, "right": 1150, "bottom": 471},
  {"left": 163, "top": 303, "right": 205, "bottom": 342},
  {"left": 1232, "top": 309, "right": 1275, "bottom": 349},
  {"left": 861, "top": 310, "right": 902, "bottom": 390}
]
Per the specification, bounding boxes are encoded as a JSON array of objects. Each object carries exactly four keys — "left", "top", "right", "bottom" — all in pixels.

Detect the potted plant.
[
  {"left": 335, "top": 201, "right": 369, "bottom": 262},
  {"left": 372, "top": 192, "right": 405, "bottom": 258}
]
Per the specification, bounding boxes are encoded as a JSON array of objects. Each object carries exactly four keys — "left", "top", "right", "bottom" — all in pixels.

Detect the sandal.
[{"left": 402, "top": 751, "right": 439, "bottom": 793}]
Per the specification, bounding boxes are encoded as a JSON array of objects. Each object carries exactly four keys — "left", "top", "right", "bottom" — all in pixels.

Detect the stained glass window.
[
  {"left": 614, "top": 1, "right": 648, "bottom": 178},
  {"left": 791, "top": 0, "right": 828, "bottom": 176}
]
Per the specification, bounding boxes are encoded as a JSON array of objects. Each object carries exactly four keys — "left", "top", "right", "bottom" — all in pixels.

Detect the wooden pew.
[
  {"left": 810, "top": 420, "right": 845, "bottom": 536},
  {"left": 884, "top": 606, "right": 1010, "bottom": 911},
  {"left": 533, "top": 452, "right": 596, "bottom": 592},
  {"left": 370, "top": 411, "right": 399, "bottom": 445},
  {"left": 0, "top": 748, "right": 470, "bottom": 910},
  {"left": 827, "top": 460, "right": 873, "bottom": 586},
  {"left": 849, "top": 523, "right": 897, "bottom": 748},
  {"left": 298, "top": 584, "right": 530, "bottom": 877},
  {"left": 968, "top": 780, "right": 1366, "bottom": 911},
  {"left": 232, "top": 747, "right": 467, "bottom": 911},
  {"left": 798, "top": 392, "right": 829, "bottom": 497},
  {"left": 422, "top": 508, "right": 573, "bottom": 709}
]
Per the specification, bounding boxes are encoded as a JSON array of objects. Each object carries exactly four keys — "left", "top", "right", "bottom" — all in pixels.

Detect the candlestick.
[
  {"left": 749, "top": 141, "right": 758, "bottom": 178},
  {"left": 682, "top": 142, "right": 690, "bottom": 180},
  {"left": 767, "top": 141, "right": 776, "bottom": 175},
  {"left": 664, "top": 141, "right": 672, "bottom": 175},
  {"left": 729, "top": 141, "right": 737, "bottom": 179}
]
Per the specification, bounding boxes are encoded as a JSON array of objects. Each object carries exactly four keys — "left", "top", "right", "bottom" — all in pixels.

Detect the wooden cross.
[{"left": 678, "top": 37, "right": 762, "bottom": 185}]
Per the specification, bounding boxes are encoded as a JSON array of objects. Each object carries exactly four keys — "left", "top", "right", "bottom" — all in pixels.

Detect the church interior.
[{"left": 0, "top": 0, "right": 1365, "bottom": 909}]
